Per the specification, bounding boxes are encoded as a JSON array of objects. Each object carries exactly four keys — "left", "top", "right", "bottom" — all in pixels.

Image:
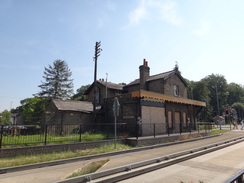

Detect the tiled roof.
[
  {"left": 84, "top": 80, "right": 125, "bottom": 95},
  {"left": 125, "top": 70, "right": 176, "bottom": 86},
  {"left": 52, "top": 99, "right": 93, "bottom": 112},
  {"left": 97, "top": 80, "right": 125, "bottom": 90},
  {"left": 146, "top": 70, "right": 175, "bottom": 81}
]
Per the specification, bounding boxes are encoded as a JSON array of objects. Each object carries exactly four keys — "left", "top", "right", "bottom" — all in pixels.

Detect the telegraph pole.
[{"left": 93, "top": 41, "right": 102, "bottom": 123}]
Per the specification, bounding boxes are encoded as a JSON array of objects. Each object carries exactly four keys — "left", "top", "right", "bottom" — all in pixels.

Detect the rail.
[
  {"left": 54, "top": 136, "right": 244, "bottom": 183},
  {"left": 225, "top": 169, "right": 244, "bottom": 183}
]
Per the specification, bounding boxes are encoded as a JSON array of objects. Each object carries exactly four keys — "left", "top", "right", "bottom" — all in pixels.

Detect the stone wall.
[
  {"left": 0, "top": 139, "right": 124, "bottom": 159},
  {"left": 164, "top": 74, "right": 187, "bottom": 98},
  {"left": 147, "top": 79, "right": 164, "bottom": 93},
  {"left": 126, "top": 132, "right": 209, "bottom": 146}
]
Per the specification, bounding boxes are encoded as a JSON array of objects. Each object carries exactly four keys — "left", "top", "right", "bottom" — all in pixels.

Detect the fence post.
[
  {"left": 136, "top": 123, "right": 138, "bottom": 139},
  {"left": 167, "top": 122, "right": 170, "bottom": 136},
  {"left": 180, "top": 122, "right": 182, "bottom": 135},
  {"left": 0, "top": 125, "right": 3, "bottom": 148},
  {"left": 79, "top": 124, "right": 82, "bottom": 142},
  {"left": 190, "top": 124, "right": 192, "bottom": 134},
  {"left": 106, "top": 124, "right": 109, "bottom": 139},
  {"left": 44, "top": 125, "right": 48, "bottom": 145},
  {"left": 154, "top": 124, "right": 156, "bottom": 138}
]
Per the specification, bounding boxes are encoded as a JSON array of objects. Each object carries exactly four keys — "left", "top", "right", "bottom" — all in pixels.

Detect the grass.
[
  {"left": 0, "top": 144, "right": 132, "bottom": 168},
  {"left": 0, "top": 129, "right": 231, "bottom": 169},
  {"left": 1, "top": 132, "right": 110, "bottom": 147},
  {"left": 209, "top": 129, "right": 230, "bottom": 135},
  {"left": 66, "top": 159, "right": 109, "bottom": 178}
]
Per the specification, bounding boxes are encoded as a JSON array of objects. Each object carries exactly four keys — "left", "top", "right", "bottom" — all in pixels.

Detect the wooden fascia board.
[{"left": 131, "top": 90, "right": 206, "bottom": 107}]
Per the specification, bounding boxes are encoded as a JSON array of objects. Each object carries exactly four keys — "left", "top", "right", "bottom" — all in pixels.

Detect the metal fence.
[
  {"left": 0, "top": 123, "right": 127, "bottom": 148},
  {"left": 0, "top": 122, "right": 214, "bottom": 148},
  {"left": 225, "top": 169, "right": 244, "bottom": 183}
]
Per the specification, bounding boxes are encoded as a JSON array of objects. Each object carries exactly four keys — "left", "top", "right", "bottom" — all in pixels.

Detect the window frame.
[{"left": 173, "top": 84, "right": 179, "bottom": 96}]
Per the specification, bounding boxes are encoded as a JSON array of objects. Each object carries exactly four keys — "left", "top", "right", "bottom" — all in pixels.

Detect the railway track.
[{"left": 54, "top": 135, "right": 244, "bottom": 183}]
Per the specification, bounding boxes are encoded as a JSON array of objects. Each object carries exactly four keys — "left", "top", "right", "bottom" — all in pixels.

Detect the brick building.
[
  {"left": 85, "top": 79, "right": 125, "bottom": 106},
  {"left": 105, "top": 59, "right": 206, "bottom": 136},
  {"left": 42, "top": 99, "right": 93, "bottom": 125}
]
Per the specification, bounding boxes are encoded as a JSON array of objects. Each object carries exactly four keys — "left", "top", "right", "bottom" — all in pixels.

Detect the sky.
[{"left": 1, "top": 0, "right": 244, "bottom": 112}]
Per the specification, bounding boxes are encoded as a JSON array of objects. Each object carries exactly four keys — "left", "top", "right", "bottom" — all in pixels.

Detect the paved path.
[
  {"left": 118, "top": 139, "right": 244, "bottom": 183},
  {"left": 0, "top": 130, "right": 244, "bottom": 183}
]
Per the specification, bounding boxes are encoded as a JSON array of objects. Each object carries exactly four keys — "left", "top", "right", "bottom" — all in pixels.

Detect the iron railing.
[
  {"left": 225, "top": 169, "right": 244, "bottom": 183},
  {"left": 0, "top": 122, "right": 214, "bottom": 148}
]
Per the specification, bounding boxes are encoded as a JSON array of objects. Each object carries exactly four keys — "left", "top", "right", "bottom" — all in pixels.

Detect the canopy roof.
[{"left": 131, "top": 90, "right": 206, "bottom": 107}]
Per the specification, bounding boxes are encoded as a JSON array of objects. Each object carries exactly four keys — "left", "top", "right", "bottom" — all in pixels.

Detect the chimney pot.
[{"left": 143, "top": 58, "right": 146, "bottom": 66}]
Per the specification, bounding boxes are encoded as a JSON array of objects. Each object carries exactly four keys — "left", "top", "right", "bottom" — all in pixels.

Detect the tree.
[
  {"left": 72, "top": 84, "right": 90, "bottom": 101},
  {"left": 227, "top": 83, "right": 244, "bottom": 105},
  {"left": 186, "top": 80, "right": 211, "bottom": 121},
  {"left": 0, "top": 110, "right": 11, "bottom": 125},
  {"left": 20, "top": 97, "right": 47, "bottom": 125},
  {"left": 36, "top": 59, "right": 74, "bottom": 99},
  {"left": 202, "top": 74, "right": 228, "bottom": 117}
]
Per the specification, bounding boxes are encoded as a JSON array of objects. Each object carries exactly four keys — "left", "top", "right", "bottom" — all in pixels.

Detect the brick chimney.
[{"left": 139, "top": 59, "right": 150, "bottom": 90}]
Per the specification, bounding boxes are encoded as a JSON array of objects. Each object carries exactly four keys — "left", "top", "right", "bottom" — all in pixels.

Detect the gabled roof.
[
  {"left": 125, "top": 69, "right": 187, "bottom": 87},
  {"left": 97, "top": 80, "right": 125, "bottom": 90},
  {"left": 52, "top": 99, "right": 93, "bottom": 113},
  {"left": 85, "top": 80, "right": 125, "bottom": 95}
]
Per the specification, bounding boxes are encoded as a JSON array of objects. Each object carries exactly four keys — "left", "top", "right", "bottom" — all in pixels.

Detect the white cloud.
[
  {"left": 156, "top": 1, "right": 181, "bottom": 26},
  {"left": 126, "top": 0, "right": 181, "bottom": 27},
  {"left": 193, "top": 20, "right": 211, "bottom": 36},
  {"left": 128, "top": 0, "right": 148, "bottom": 26}
]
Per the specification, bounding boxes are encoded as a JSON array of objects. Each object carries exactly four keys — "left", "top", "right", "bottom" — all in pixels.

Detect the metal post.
[
  {"left": 136, "top": 123, "right": 139, "bottom": 139},
  {"left": 0, "top": 125, "right": 3, "bottom": 148},
  {"left": 180, "top": 122, "right": 182, "bottom": 135},
  {"left": 79, "top": 124, "right": 82, "bottom": 142},
  {"left": 44, "top": 125, "right": 48, "bottom": 145},
  {"left": 154, "top": 123, "right": 156, "bottom": 138},
  {"left": 114, "top": 116, "right": 117, "bottom": 149},
  {"left": 113, "top": 97, "right": 120, "bottom": 149},
  {"left": 215, "top": 81, "right": 220, "bottom": 116},
  {"left": 167, "top": 122, "right": 170, "bottom": 136}
]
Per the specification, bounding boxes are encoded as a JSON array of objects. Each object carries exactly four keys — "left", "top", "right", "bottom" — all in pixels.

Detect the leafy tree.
[
  {"left": 202, "top": 74, "right": 228, "bottom": 117},
  {"left": 226, "top": 83, "right": 244, "bottom": 105},
  {"left": 187, "top": 80, "right": 211, "bottom": 121},
  {"left": 232, "top": 102, "right": 244, "bottom": 120},
  {"left": 36, "top": 59, "right": 74, "bottom": 99},
  {"left": 20, "top": 97, "right": 47, "bottom": 125},
  {"left": 0, "top": 110, "right": 11, "bottom": 125},
  {"left": 72, "top": 84, "right": 90, "bottom": 101}
]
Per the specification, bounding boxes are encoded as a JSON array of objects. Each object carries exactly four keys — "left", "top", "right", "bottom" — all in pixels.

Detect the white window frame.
[{"left": 174, "top": 85, "right": 179, "bottom": 96}]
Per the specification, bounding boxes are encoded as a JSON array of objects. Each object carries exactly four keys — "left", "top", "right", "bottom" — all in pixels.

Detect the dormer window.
[{"left": 174, "top": 85, "right": 179, "bottom": 96}]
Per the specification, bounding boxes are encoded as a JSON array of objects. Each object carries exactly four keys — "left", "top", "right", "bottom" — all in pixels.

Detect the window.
[{"left": 174, "top": 85, "right": 179, "bottom": 96}]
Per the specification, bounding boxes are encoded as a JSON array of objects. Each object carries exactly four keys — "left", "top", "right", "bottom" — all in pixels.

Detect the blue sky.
[{"left": 1, "top": 0, "right": 244, "bottom": 112}]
